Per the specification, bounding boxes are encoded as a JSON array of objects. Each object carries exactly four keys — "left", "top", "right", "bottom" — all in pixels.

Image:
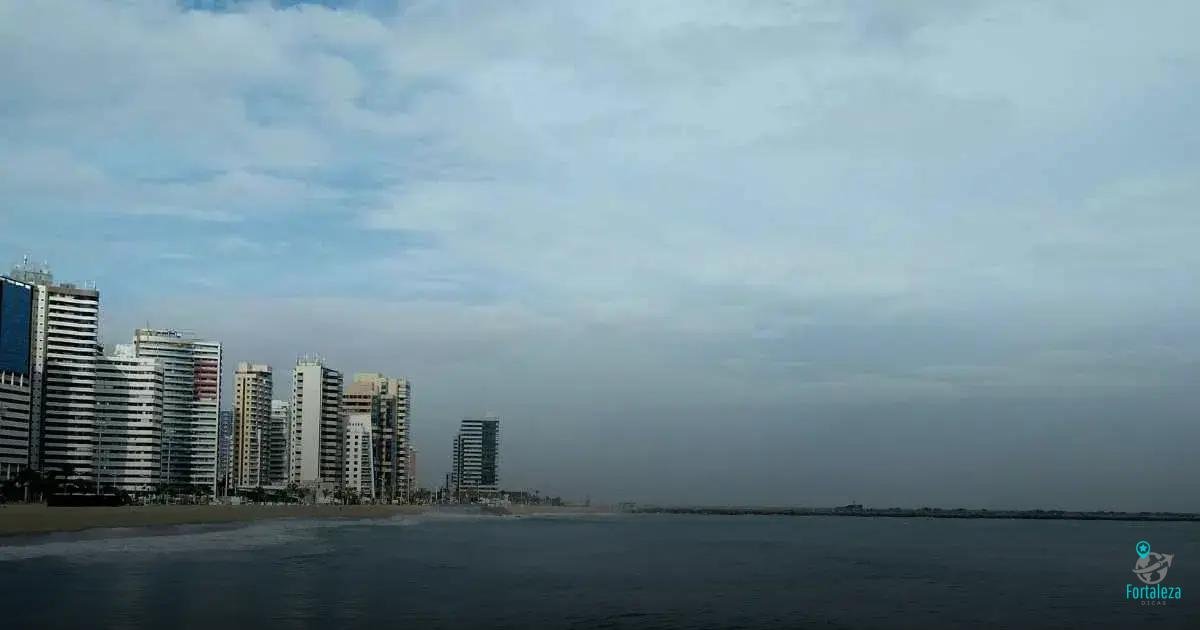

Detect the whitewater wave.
[
  {"left": 0, "top": 509, "right": 620, "bottom": 563},
  {"left": 0, "top": 515, "right": 420, "bottom": 563}
]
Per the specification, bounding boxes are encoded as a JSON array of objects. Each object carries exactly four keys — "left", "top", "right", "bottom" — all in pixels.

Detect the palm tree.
[
  {"left": 42, "top": 469, "right": 65, "bottom": 498},
  {"left": 14, "top": 468, "right": 42, "bottom": 502}
]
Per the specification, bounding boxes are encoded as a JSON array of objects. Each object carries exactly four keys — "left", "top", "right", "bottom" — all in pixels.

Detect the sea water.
[{"left": 1, "top": 513, "right": 1196, "bottom": 628}]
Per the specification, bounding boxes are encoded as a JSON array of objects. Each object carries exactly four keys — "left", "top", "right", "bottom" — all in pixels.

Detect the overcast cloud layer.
[{"left": 3, "top": 0, "right": 1199, "bottom": 510}]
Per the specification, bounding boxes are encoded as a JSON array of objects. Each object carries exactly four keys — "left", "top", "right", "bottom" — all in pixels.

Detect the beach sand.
[
  {"left": 0, "top": 503, "right": 613, "bottom": 537},
  {"left": 0, "top": 503, "right": 426, "bottom": 537}
]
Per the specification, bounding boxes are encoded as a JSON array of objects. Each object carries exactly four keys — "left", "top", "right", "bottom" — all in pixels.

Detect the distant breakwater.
[{"left": 628, "top": 506, "right": 1200, "bottom": 522}]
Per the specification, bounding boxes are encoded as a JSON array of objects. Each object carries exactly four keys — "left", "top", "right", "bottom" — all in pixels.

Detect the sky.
[{"left": 2, "top": 0, "right": 1198, "bottom": 510}]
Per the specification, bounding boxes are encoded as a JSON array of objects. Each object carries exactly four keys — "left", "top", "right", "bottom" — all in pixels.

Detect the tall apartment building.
[
  {"left": 217, "top": 409, "right": 233, "bottom": 490},
  {"left": 0, "top": 371, "right": 30, "bottom": 481},
  {"left": 344, "top": 373, "right": 412, "bottom": 502},
  {"left": 0, "top": 275, "right": 34, "bottom": 480},
  {"left": 132, "top": 329, "right": 222, "bottom": 493},
  {"left": 232, "top": 363, "right": 272, "bottom": 489},
  {"left": 290, "top": 358, "right": 343, "bottom": 486},
  {"left": 342, "top": 379, "right": 378, "bottom": 491},
  {"left": 267, "top": 400, "right": 290, "bottom": 486},
  {"left": 451, "top": 416, "right": 500, "bottom": 498},
  {"left": 407, "top": 447, "right": 416, "bottom": 497},
  {"left": 343, "top": 413, "right": 375, "bottom": 499},
  {"left": 11, "top": 264, "right": 101, "bottom": 478},
  {"left": 95, "top": 346, "right": 163, "bottom": 492}
]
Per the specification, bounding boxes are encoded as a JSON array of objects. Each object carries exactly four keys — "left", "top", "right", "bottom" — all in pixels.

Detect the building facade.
[
  {"left": 217, "top": 409, "right": 233, "bottom": 490},
  {"left": 21, "top": 268, "right": 101, "bottom": 479},
  {"left": 341, "top": 379, "right": 378, "bottom": 491},
  {"left": 343, "top": 412, "right": 375, "bottom": 499},
  {"left": 0, "top": 275, "right": 33, "bottom": 480},
  {"left": 132, "top": 329, "right": 222, "bottom": 493},
  {"left": 290, "top": 358, "right": 343, "bottom": 486},
  {"left": 407, "top": 447, "right": 416, "bottom": 498},
  {"left": 232, "top": 363, "right": 272, "bottom": 489},
  {"left": 95, "top": 347, "right": 163, "bottom": 492},
  {"left": 344, "top": 373, "right": 412, "bottom": 502},
  {"left": 267, "top": 400, "right": 290, "bottom": 487},
  {"left": 451, "top": 416, "right": 500, "bottom": 498}
]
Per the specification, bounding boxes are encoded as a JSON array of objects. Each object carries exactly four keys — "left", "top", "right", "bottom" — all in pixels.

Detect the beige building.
[
  {"left": 344, "top": 373, "right": 412, "bottom": 502},
  {"left": 233, "top": 363, "right": 272, "bottom": 489}
]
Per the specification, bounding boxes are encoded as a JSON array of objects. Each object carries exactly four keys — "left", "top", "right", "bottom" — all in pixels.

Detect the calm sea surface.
[{"left": 0, "top": 512, "right": 1197, "bottom": 629}]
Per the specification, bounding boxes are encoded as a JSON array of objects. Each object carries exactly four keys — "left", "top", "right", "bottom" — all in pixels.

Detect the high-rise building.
[
  {"left": 343, "top": 413, "right": 375, "bottom": 499},
  {"left": 217, "top": 409, "right": 233, "bottom": 490},
  {"left": 0, "top": 275, "right": 34, "bottom": 481},
  {"left": 407, "top": 447, "right": 417, "bottom": 496},
  {"left": 451, "top": 416, "right": 500, "bottom": 498},
  {"left": 232, "top": 363, "right": 272, "bottom": 489},
  {"left": 15, "top": 264, "right": 101, "bottom": 478},
  {"left": 290, "top": 357, "right": 343, "bottom": 486},
  {"left": 342, "top": 379, "right": 379, "bottom": 491},
  {"left": 344, "top": 373, "right": 412, "bottom": 502},
  {"left": 0, "top": 371, "right": 30, "bottom": 481},
  {"left": 132, "top": 329, "right": 222, "bottom": 493},
  {"left": 95, "top": 346, "right": 163, "bottom": 493},
  {"left": 267, "top": 400, "right": 290, "bottom": 487}
]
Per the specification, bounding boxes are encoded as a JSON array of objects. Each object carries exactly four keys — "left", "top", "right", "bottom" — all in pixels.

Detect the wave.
[
  {"left": 0, "top": 509, "right": 622, "bottom": 563},
  {"left": 0, "top": 515, "right": 419, "bottom": 563}
]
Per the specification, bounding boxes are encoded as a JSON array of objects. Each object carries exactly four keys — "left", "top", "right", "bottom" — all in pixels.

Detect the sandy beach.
[
  {"left": 0, "top": 503, "right": 425, "bottom": 537},
  {"left": 0, "top": 503, "right": 612, "bottom": 538}
]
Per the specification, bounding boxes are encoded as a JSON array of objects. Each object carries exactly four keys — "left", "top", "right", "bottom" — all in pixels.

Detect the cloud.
[{"left": 5, "top": 0, "right": 1200, "bottom": 506}]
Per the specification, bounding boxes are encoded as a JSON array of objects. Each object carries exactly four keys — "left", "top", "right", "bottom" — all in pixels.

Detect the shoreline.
[
  {"left": 0, "top": 503, "right": 611, "bottom": 538},
  {"left": 7, "top": 502, "right": 1190, "bottom": 538}
]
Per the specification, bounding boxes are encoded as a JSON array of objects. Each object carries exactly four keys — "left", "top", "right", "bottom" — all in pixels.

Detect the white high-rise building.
[
  {"left": 95, "top": 346, "right": 163, "bottom": 493},
  {"left": 343, "top": 413, "right": 375, "bottom": 499},
  {"left": 20, "top": 268, "right": 100, "bottom": 479},
  {"left": 0, "top": 275, "right": 34, "bottom": 480},
  {"left": 267, "top": 400, "right": 290, "bottom": 487},
  {"left": 233, "top": 363, "right": 272, "bottom": 489},
  {"left": 133, "top": 329, "right": 222, "bottom": 493},
  {"left": 451, "top": 416, "right": 500, "bottom": 498},
  {"left": 290, "top": 357, "right": 343, "bottom": 486}
]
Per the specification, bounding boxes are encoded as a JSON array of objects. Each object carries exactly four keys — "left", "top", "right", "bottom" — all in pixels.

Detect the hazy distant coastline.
[
  {"left": 631, "top": 505, "right": 1200, "bottom": 522},
  {"left": 0, "top": 504, "right": 613, "bottom": 538}
]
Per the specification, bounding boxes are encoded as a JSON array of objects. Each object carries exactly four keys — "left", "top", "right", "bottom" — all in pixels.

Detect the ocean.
[{"left": 0, "top": 512, "right": 1196, "bottom": 628}]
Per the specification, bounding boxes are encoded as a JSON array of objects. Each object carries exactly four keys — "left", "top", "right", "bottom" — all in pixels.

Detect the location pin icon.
[{"left": 1136, "top": 541, "right": 1151, "bottom": 558}]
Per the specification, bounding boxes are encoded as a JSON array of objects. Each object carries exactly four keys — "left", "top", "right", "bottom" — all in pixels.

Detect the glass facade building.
[{"left": 0, "top": 277, "right": 32, "bottom": 375}]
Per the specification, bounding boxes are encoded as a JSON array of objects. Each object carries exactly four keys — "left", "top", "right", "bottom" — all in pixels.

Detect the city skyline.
[
  {"left": 2, "top": 1, "right": 1199, "bottom": 510},
  {"left": 0, "top": 261, "right": 454, "bottom": 500}
]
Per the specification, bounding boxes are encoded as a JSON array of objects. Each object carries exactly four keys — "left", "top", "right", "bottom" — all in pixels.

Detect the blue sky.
[{"left": 3, "top": 1, "right": 1199, "bottom": 508}]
